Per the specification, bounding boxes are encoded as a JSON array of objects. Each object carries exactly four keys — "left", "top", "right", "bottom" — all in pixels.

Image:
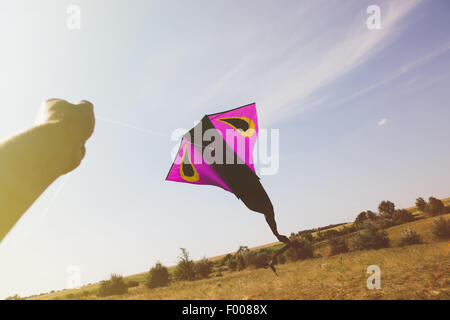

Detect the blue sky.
[{"left": 0, "top": 0, "right": 450, "bottom": 298}]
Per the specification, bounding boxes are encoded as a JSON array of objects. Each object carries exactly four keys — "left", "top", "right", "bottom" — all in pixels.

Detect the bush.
[
  {"left": 425, "top": 197, "right": 445, "bottom": 216},
  {"left": 352, "top": 223, "right": 390, "bottom": 250},
  {"left": 236, "top": 256, "right": 246, "bottom": 271},
  {"left": 415, "top": 197, "right": 426, "bottom": 211},
  {"left": 354, "top": 211, "right": 377, "bottom": 229},
  {"left": 399, "top": 229, "right": 423, "bottom": 246},
  {"left": 126, "top": 280, "right": 139, "bottom": 288},
  {"left": 341, "top": 224, "right": 357, "bottom": 235},
  {"left": 97, "top": 274, "right": 128, "bottom": 297},
  {"left": 301, "top": 233, "right": 314, "bottom": 242},
  {"left": 329, "top": 236, "right": 349, "bottom": 255},
  {"left": 194, "top": 258, "right": 214, "bottom": 279},
  {"left": 245, "top": 249, "right": 271, "bottom": 269},
  {"left": 226, "top": 258, "right": 237, "bottom": 271},
  {"left": 275, "top": 253, "right": 286, "bottom": 264},
  {"left": 217, "top": 254, "right": 233, "bottom": 267},
  {"left": 323, "top": 229, "right": 339, "bottom": 240},
  {"left": 146, "top": 262, "right": 170, "bottom": 288},
  {"left": 74, "top": 290, "right": 90, "bottom": 298},
  {"left": 284, "top": 239, "right": 314, "bottom": 262},
  {"left": 378, "top": 200, "right": 395, "bottom": 217},
  {"left": 431, "top": 217, "right": 450, "bottom": 240},
  {"left": 393, "top": 209, "right": 415, "bottom": 224},
  {"left": 174, "top": 248, "right": 196, "bottom": 281}
]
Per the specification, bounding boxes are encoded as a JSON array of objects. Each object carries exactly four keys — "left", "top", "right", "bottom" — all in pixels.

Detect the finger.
[
  {"left": 75, "top": 100, "right": 95, "bottom": 141},
  {"left": 76, "top": 100, "right": 94, "bottom": 110},
  {"left": 80, "top": 145, "right": 86, "bottom": 159}
]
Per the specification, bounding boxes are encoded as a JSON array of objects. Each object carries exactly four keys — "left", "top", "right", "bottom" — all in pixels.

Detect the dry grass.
[{"left": 30, "top": 213, "right": 449, "bottom": 300}]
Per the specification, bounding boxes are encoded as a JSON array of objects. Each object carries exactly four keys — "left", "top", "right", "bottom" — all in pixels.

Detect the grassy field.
[{"left": 29, "top": 210, "right": 450, "bottom": 300}]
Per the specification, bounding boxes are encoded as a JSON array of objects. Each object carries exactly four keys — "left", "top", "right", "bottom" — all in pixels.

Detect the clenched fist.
[{"left": 35, "top": 98, "right": 95, "bottom": 174}]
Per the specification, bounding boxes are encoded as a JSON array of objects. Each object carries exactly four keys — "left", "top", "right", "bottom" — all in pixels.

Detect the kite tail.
[
  {"left": 265, "top": 243, "right": 292, "bottom": 276},
  {"left": 264, "top": 211, "right": 292, "bottom": 276},
  {"left": 264, "top": 211, "right": 290, "bottom": 244}
]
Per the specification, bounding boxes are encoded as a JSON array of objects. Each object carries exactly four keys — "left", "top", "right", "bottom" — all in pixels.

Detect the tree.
[
  {"left": 399, "top": 229, "right": 422, "bottom": 246},
  {"left": 329, "top": 236, "right": 349, "bottom": 255},
  {"left": 378, "top": 201, "right": 395, "bottom": 217},
  {"left": 146, "top": 262, "right": 170, "bottom": 288},
  {"left": 194, "top": 258, "right": 214, "bottom": 279},
  {"left": 301, "top": 232, "right": 314, "bottom": 242},
  {"left": 284, "top": 239, "right": 314, "bottom": 261},
  {"left": 393, "top": 209, "right": 415, "bottom": 224},
  {"left": 354, "top": 210, "right": 377, "bottom": 229},
  {"left": 415, "top": 197, "right": 426, "bottom": 211},
  {"left": 97, "top": 274, "right": 128, "bottom": 297},
  {"left": 352, "top": 222, "right": 390, "bottom": 250},
  {"left": 431, "top": 217, "right": 450, "bottom": 240},
  {"left": 174, "top": 248, "right": 196, "bottom": 281},
  {"left": 425, "top": 197, "right": 444, "bottom": 216},
  {"left": 226, "top": 258, "right": 237, "bottom": 271}
]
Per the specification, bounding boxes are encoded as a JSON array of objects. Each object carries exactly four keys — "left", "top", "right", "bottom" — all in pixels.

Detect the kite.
[{"left": 166, "top": 103, "right": 291, "bottom": 272}]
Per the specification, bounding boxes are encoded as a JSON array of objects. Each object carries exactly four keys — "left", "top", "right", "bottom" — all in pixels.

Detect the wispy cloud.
[
  {"left": 378, "top": 118, "right": 388, "bottom": 126},
  {"left": 189, "top": 0, "right": 423, "bottom": 124},
  {"left": 338, "top": 40, "right": 450, "bottom": 105},
  {"left": 257, "top": 0, "right": 423, "bottom": 123}
]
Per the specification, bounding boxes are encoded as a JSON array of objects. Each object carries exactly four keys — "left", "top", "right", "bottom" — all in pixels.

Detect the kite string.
[
  {"left": 96, "top": 115, "right": 217, "bottom": 151},
  {"left": 39, "top": 172, "right": 71, "bottom": 219},
  {"left": 96, "top": 116, "right": 167, "bottom": 137}
]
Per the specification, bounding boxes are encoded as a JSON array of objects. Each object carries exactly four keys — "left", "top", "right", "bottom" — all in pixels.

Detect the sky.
[{"left": 0, "top": 0, "right": 450, "bottom": 298}]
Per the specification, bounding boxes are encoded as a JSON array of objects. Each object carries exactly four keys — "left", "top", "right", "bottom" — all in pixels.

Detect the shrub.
[
  {"left": 323, "top": 229, "right": 339, "bottom": 240},
  {"left": 146, "top": 262, "right": 170, "bottom": 288},
  {"left": 236, "top": 256, "right": 246, "bottom": 271},
  {"left": 5, "top": 294, "right": 22, "bottom": 300},
  {"left": 352, "top": 223, "right": 390, "bottom": 250},
  {"left": 126, "top": 280, "right": 139, "bottom": 288},
  {"left": 329, "top": 236, "right": 349, "bottom": 255},
  {"left": 275, "top": 253, "right": 286, "bottom": 264},
  {"left": 194, "top": 258, "right": 214, "bottom": 279},
  {"left": 97, "top": 274, "right": 128, "bottom": 297},
  {"left": 431, "top": 217, "right": 450, "bottom": 240},
  {"left": 284, "top": 239, "right": 314, "bottom": 262},
  {"left": 377, "top": 217, "right": 396, "bottom": 229},
  {"left": 378, "top": 201, "right": 395, "bottom": 217},
  {"left": 393, "top": 209, "right": 415, "bottom": 224},
  {"left": 226, "top": 258, "right": 237, "bottom": 271},
  {"left": 341, "top": 224, "right": 357, "bottom": 235},
  {"left": 399, "top": 229, "right": 423, "bottom": 246},
  {"left": 245, "top": 249, "right": 271, "bottom": 269},
  {"left": 425, "top": 197, "right": 444, "bottom": 216},
  {"left": 174, "top": 248, "right": 196, "bottom": 281},
  {"left": 415, "top": 197, "right": 426, "bottom": 211},
  {"left": 74, "top": 290, "right": 90, "bottom": 298},
  {"left": 354, "top": 211, "right": 377, "bottom": 229},
  {"left": 301, "top": 233, "right": 314, "bottom": 242},
  {"left": 217, "top": 254, "right": 233, "bottom": 267}
]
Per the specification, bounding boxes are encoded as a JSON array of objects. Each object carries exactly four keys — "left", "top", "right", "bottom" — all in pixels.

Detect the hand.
[{"left": 35, "top": 98, "right": 95, "bottom": 174}]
